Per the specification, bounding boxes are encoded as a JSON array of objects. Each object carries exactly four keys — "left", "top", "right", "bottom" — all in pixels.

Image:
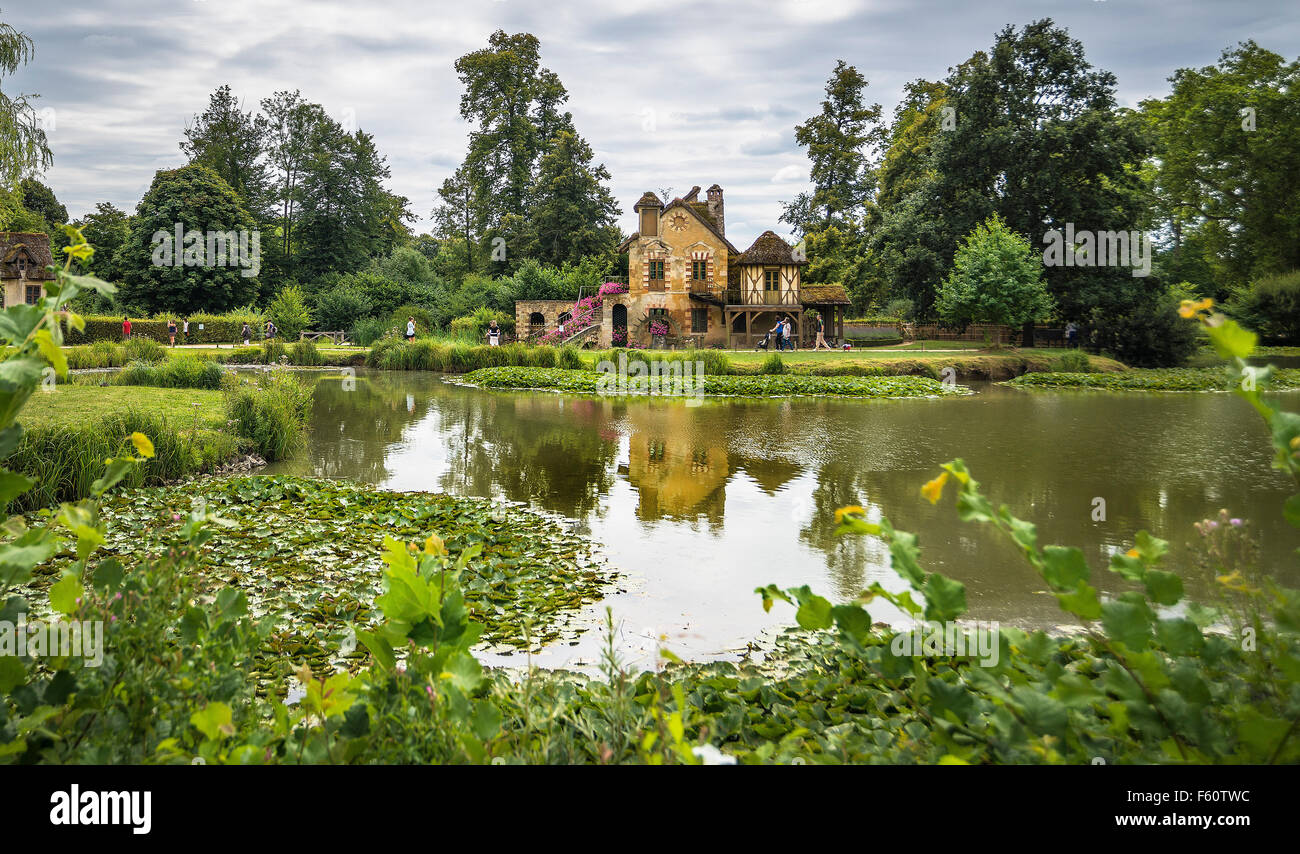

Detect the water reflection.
[{"left": 269, "top": 370, "right": 1300, "bottom": 664}]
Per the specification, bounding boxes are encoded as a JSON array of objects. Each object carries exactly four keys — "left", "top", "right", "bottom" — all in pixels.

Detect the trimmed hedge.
[{"left": 65, "top": 311, "right": 265, "bottom": 345}]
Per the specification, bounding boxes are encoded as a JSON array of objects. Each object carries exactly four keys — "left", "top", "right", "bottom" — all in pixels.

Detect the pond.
[{"left": 266, "top": 370, "right": 1300, "bottom": 669}]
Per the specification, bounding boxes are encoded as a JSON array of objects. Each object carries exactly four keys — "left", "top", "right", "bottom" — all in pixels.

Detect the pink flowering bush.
[
  {"left": 649, "top": 319, "right": 669, "bottom": 336},
  {"left": 598, "top": 281, "right": 628, "bottom": 296}
]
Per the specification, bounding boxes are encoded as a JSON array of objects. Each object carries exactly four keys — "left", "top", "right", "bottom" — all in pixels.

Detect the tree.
[
  {"left": 453, "top": 30, "right": 573, "bottom": 270},
  {"left": 181, "top": 85, "right": 271, "bottom": 219},
  {"left": 869, "top": 20, "right": 1150, "bottom": 321},
  {"left": 935, "top": 215, "right": 1053, "bottom": 345},
  {"left": 261, "top": 90, "right": 321, "bottom": 274},
  {"left": 19, "top": 177, "right": 64, "bottom": 226},
  {"left": 1141, "top": 42, "right": 1300, "bottom": 293},
  {"left": 0, "top": 18, "right": 51, "bottom": 186},
  {"left": 266, "top": 283, "right": 313, "bottom": 338},
  {"left": 780, "top": 60, "right": 883, "bottom": 233},
  {"left": 433, "top": 166, "right": 477, "bottom": 276},
  {"left": 295, "top": 117, "right": 411, "bottom": 281},
  {"left": 521, "top": 129, "right": 620, "bottom": 267},
  {"left": 75, "top": 202, "right": 130, "bottom": 282},
  {"left": 116, "top": 165, "right": 259, "bottom": 314}
]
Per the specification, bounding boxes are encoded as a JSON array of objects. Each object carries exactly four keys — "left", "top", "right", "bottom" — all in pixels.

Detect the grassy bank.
[
  {"left": 9, "top": 375, "right": 314, "bottom": 511},
  {"left": 583, "top": 347, "right": 1126, "bottom": 380},
  {"left": 460, "top": 365, "right": 969, "bottom": 398},
  {"left": 1006, "top": 366, "right": 1300, "bottom": 392}
]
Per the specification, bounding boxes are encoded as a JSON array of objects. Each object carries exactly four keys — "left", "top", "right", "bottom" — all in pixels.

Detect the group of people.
[
  {"left": 120, "top": 315, "right": 279, "bottom": 347},
  {"left": 764, "top": 312, "right": 835, "bottom": 351}
]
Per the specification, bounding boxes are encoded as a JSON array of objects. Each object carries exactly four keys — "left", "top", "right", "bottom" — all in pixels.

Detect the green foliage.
[
  {"left": 935, "top": 214, "right": 1053, "bottom": 339},
  {"left": 1008, "top": 367, "right": 1300, "bottom": 391},
  {"left": 389, "top": 304, "right": 436, "bottom": 338},
  {"left": 365, "top": 338, "right": 569, "bottom": 373},
  {"left": 350, "top": 316, "right": 392, "bottom": 347},
  {"left": 311, "top": 282, "right": 373, "bottom": 333},
  {"left": 1224, "top": 270, "right": 1300, "bottom": 344},
  {"left": 1141, "top": 42, "right": 1300, "bottom": 291},
  {"left": 463, "top": 366, "right": 968, "bottom": 398},
  {"left": 289, "top": 340, "right": 322, "bottom": 366},
  {"left": 1090, "top": 286, "right": 1201, "bottom": 368},
  {"left": 115, "top": 164, "right": 260, "bottom": 314},
  {"left": 759, "top": 353, "right": 788, "bottom": 375},
  {"left": 266, "top": 284, "right": 312, "bottom": 340},
  {"left": 114, "top": 356, "right": 225, "bottom": 389},
  {"left": 6, "top": 411, "right": 236, "bottom": 512},
  {"left": 221, "top": 370, "right": 313, "bottom": 461},
  {"left": 448, "top": 307, "right": 515, "bottom": 342},
  {"left": 1048, "top": 350, "right": 1094, "bottom": 372}
]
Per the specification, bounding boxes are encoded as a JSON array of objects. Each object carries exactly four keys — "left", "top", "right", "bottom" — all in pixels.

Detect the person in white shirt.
[{"left": 405, "top": 317, "right": 416, "bottom": 341}]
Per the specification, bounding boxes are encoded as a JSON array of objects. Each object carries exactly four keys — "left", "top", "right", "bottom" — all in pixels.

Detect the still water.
[{"left": 267, "top": 370, "right": 1300, "bottom": 668}]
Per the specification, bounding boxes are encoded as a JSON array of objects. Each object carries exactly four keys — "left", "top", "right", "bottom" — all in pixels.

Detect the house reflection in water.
[
  {"left": 619, "top": 403, "right": 805, "bottom": 523},
  {"left": 622, "top": 405, "right": 730, "bottom": 523}
]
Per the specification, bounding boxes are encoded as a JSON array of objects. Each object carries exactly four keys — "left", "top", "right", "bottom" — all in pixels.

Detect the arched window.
[{"left": 558, "top": 311, "right": 572, "bottom": 326}]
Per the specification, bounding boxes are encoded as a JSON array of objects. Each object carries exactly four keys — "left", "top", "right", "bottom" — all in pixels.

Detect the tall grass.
[
  {"left": 65, "top": 339, "right": 166, "bottom": 369},
  {"left": 290, "top": 340, "right": 323, "bottom": 366},
  {"left": 366, "top": 338, "right": 583, "bottom": 373},
  {"left": 114, "top": 357, "right": 225, "bottom": 389},
  {"left": 222, "top": 371, "right": 313, "bottom": 461},
  {"left": 593, "top": 347, "right": 734, "bottom": 375},
  {"left": 7, "top": 412, "right": 238, "bottom": 512}
]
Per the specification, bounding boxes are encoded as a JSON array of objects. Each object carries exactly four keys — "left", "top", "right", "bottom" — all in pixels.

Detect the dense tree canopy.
[{"left": 116, "top": 165, "right": 260, "bottom": 314}]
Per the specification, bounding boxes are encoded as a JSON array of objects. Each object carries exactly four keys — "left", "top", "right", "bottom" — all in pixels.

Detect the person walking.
[
  {"left": 813, "top": 311, "right": 832, "bottom": 350},
  {"left": 768, "top": 318, "right": 783, "bottom": 351},
  {"left": 182, "top": 317, "right": 190, "bottom": 343},
  {"left": 121, "top": 316, "right": 131, "bottom": 340},
  {"left": 486, "top": 320, "right": 501, "bottom": 347},
  {"left": 167, "top": 317, "right": 177, "bottom": 347},
  {"left": 781, "top": 316, "right": 793, "bottom": 351},
  {"left": 265, "top": 319, "right": 277, "bottom": 341},
  {"left": 1066, "top": 321, "right": 1078, "bottom": 349},
  {"left": 241, "top": 322, "right": 251, "bottom": 346},
  {"left": 405, "top": 316, "right": 416, "bottom": 341}
]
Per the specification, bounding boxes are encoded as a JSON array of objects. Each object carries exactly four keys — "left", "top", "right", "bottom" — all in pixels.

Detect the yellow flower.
[
  {"left": 834, "top": 505, "right": 866, "bottom": 524},
  {"left": 423, "top": 534, "right": 447, "bottom": 556},
  {"left": 1177, "top": 297, "right": 1214, "bottom": 319},
  {"left": 1126, "top": 548, "right": 1140, "bottom": 559},
  {"left": 921, "top": 471, "right": 950, "bottom": 505},
  {"left": 129, "top": 432, "right": 155, "bottom": 459}
]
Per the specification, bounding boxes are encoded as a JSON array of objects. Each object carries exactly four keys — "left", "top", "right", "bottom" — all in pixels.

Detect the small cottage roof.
[
  {"left": 633, "top": 191, "right": 663, "bottom": 210},
  {"left": 800, "top": 284, "right": 851, "bottom": 305},
  {"left": 737, "top": 230, "right": 806, "bottom": 266},
  {"left": 0, "top": 231, "right": 55, "bottom": 280}
]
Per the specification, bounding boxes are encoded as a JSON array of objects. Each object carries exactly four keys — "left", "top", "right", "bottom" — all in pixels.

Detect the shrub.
[
  {"left": 222, "top": 370, "right": 313, "bottom": 461},
  {"left": 114, "top": 356, "right": 225, "bottom": 389},
  {"left": 389, "top": 304, "right": 436, "bottom": 338},
  {"left": 1090, "top": 290, "right": 1199, "bottom": 368},
  {"left": 884, "top": 297, "right": 915, "bottom": 320},
  {"left": 759, "top": 353, "right": 788, "bottom": 375},
  {"left": 1049, "top": 350, "right": 1094, "bottom": 372},
  {"left": 1225, "top": 269, "right": 1300, "bottom": 344},
  {"left": 262, "top": 340, "right": 288, "bottom": 365},
  {"left": 267, "top": 284, "right": 313, "bottom": 340},
  {"left": 556, "top": 345, "right": 583, "bottom": 370},
  {"left": 449, "top": 307, "right": 515, "bottom": 342},
  {"left": 121, "top": 337, "right": 165, "bottom": 363},
  {"left": 313, "top": 283, "right": 373, "bottom": 333},
  {"left": 351, "top": 316, "right": 393, "bottom": 347},
  {"left": 290, "top": 340, "right": 323, "bottom": 366}
]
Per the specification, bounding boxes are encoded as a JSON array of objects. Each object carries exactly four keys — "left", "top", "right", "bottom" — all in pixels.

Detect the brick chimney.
[{"left": 706, "top": 184, "right": 724, "bottom": 236}]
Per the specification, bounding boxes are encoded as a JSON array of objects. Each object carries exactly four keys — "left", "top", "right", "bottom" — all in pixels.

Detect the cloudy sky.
[{"left": 7, "top": 0, "right": 1298, "bottom": 249}]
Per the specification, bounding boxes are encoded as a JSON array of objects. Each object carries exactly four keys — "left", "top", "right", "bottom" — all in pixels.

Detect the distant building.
[
  {"left": 0, "top": 232, "right": 54, "bottom": 307},
  {"left": 516, "top": 185, "right": 850, "bottom": 348}
]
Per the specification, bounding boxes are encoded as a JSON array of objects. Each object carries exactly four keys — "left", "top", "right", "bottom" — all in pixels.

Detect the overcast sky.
[{"left": 7, "top": 0, "right": 1298, "bottom": 249}]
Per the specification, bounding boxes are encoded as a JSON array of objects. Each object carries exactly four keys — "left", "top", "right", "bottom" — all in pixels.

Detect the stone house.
[
  {"left": 516, "top": 185, "right": 850, "bottom": 349},
  {"left": 0, "top": 232, "right": 54, "bottom": 308}
]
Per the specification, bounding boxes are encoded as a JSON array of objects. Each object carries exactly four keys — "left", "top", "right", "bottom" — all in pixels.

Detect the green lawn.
[{"left": 24, "top": 385, "right": 227, "bottom": 432}]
